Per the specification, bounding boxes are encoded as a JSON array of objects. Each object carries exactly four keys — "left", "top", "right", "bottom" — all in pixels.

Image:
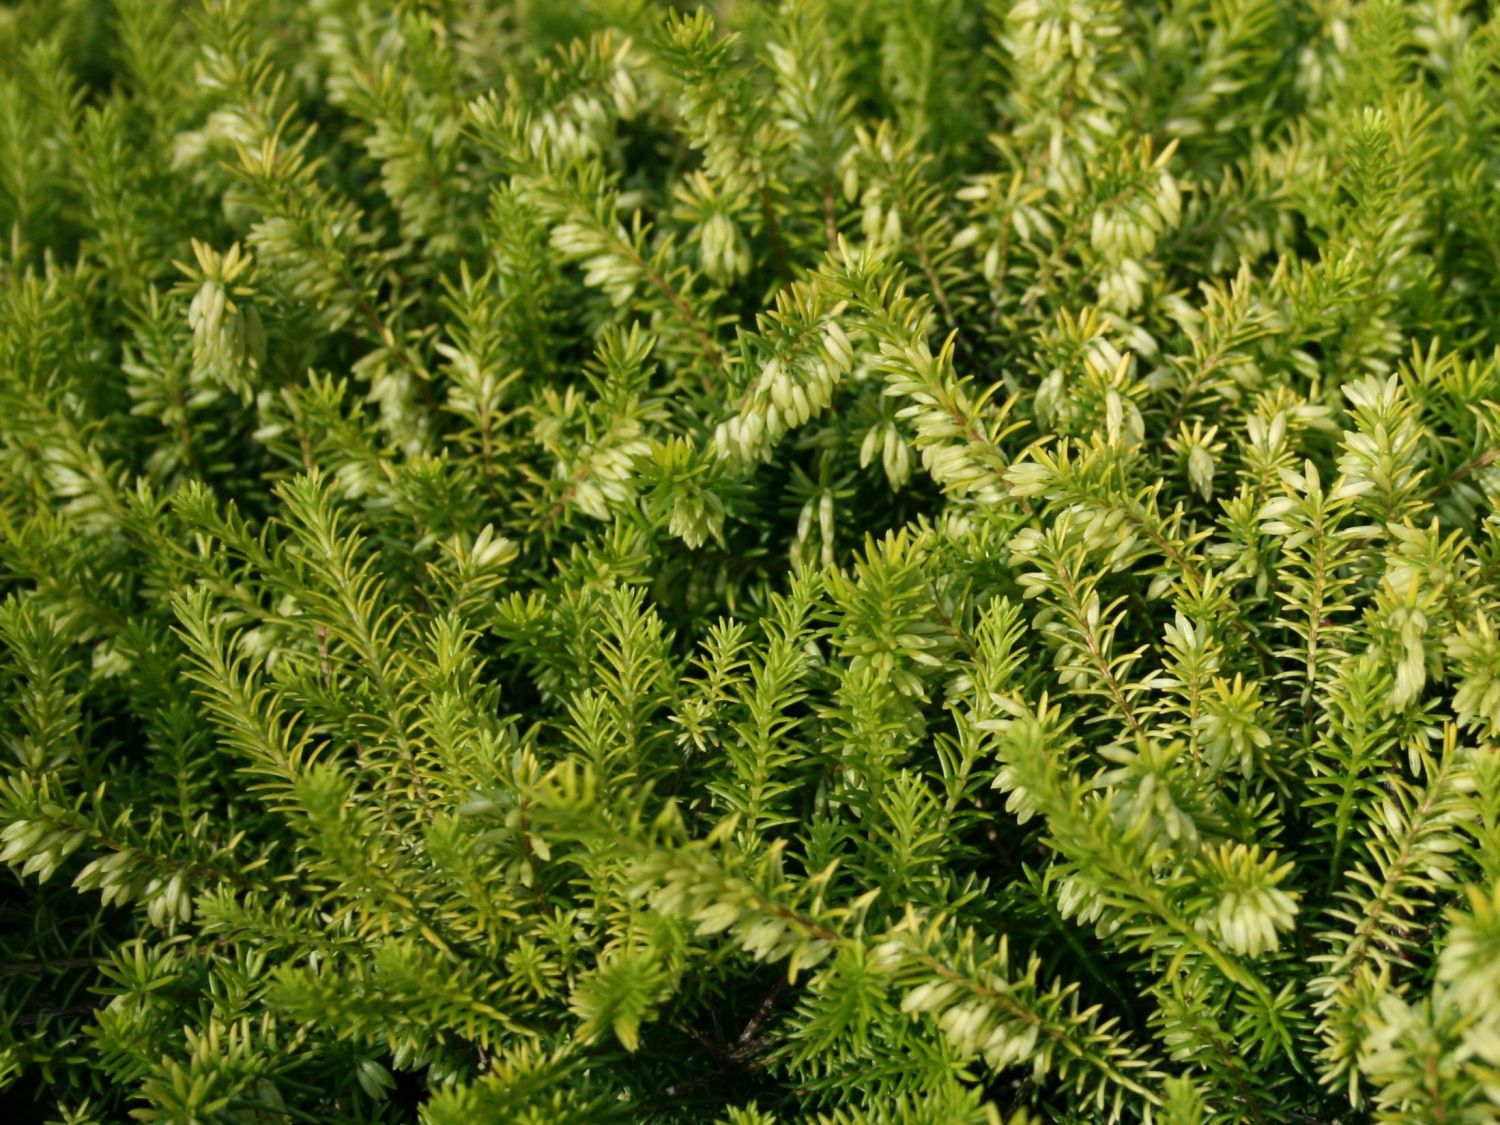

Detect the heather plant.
[{"left": 4, "top": 1, "right": 1500, "bottom": 1122}]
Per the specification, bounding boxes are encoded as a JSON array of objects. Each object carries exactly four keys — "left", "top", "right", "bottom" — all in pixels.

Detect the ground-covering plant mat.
[{"left": 4, "top": 1, "right": 1500, "bottom": 1122}]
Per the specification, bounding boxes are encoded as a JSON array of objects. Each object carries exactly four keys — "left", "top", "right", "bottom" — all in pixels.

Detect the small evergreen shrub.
[{"left": 5, "top": 0, "right": 1500, "bottom": 1120}]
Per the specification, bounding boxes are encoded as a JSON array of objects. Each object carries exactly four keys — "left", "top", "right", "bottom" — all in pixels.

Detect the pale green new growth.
[{"left": 4, "top": 1, "right": 1500, "bottom": 1122}]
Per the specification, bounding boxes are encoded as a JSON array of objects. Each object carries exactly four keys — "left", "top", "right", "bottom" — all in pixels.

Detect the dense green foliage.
[{"left": 5, "top": 0, "right": 1500, "bottom": 1120}]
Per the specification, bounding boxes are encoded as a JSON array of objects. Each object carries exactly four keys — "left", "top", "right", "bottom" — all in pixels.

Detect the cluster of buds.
[
  {"left": 858, "top": 420, "right": 914, "bottom": 490},
  {"left": 0, "top": 806, "right": 86, "bottom": 883},
  {"left": 1090, "top": 141, "right": 1182, "bottom": 313},
  {"left": 75, "top": 848, "right": 194, "bottom": 925},
  {"left": 1191, "top": 843, "right": 1299, "bottom": 958},
  {"left": 792, "top": 489, "right": 837, "bottom": 569},
  {"left": 1166, "top": 421, "right": 1226, "bottom": 500},
  {"left": 643, "top": 436, "right": 726, "bottom": 549},
  {"left": 526, "top": 96, "right": 613, "bottom": 165},
  {"left": 877, "top": 336, "right": 1011, "bottom": 505},
  {"left": 1001, "top": 0, "right": 1129, "bottom": 175},
  {"left": 355, "top": 348, "right": 430, "bottom": 457},
  {"left": 1196, "top": 674, "right": 1274, "bottom": 778},
  {"left": 549, "top": 216, "right": 641, "bottom": 307},
  {"left": 559, "top": 418, "right": 651, "bottom": 522},
  {"left": 1446, "top": 615, "right": 1500, "bottom": 738},
  {"left": 522, "top": 38, "right": 641, "bottom": 163},
  {"left": 1032, "top": 309, "right": 1144, "bottom": 446},
  {"left": 672, "top": 172, "right": 753, "bottom": 282},
  {"left": 178, "top": 240, "right": 266, "bottom": 400},
  {"left": 848, "top": 123, "right": 932, "bottom": 251},
  {"left": 1337, "top": 374, "right": 1427, "bottom": 521},
  {"left": 712, "top": 317, "right": 855, "bottom": 468}
]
